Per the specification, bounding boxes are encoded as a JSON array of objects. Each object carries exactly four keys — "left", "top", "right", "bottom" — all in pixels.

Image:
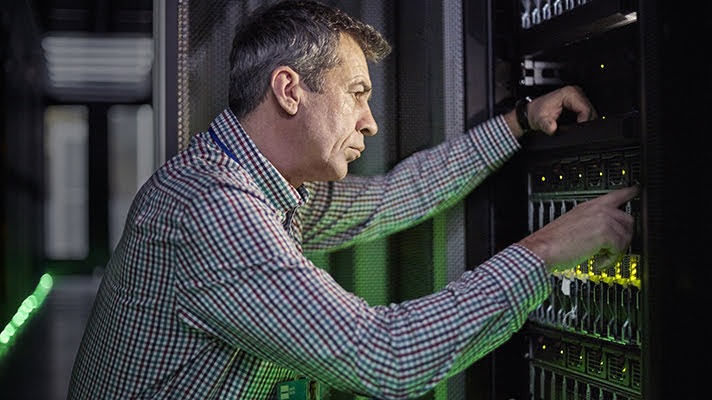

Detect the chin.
[
  {"left": 321, "top": 164, "right": 349, "bottom": 182},
  {"left": 325, "top": 171, "right": 348, "bottom": 182}
]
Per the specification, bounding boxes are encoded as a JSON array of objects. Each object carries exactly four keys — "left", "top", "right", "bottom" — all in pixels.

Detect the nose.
[{"left": 357, "top": 104, "right": 378, "bottom": 136}]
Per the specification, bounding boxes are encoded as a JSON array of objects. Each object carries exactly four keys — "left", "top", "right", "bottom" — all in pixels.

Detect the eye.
[
  {"left": 348, "top": 84, "right": 371, "bottom": 103},
  {"left": 349, "top": 91, "right": 364, "bottom": 105},
  {"left": 353, "top": 90, "right": 370, "bottom": 102}
]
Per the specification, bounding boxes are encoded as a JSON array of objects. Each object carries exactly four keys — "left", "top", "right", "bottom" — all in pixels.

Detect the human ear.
[{"left": 270, "top": 66, "right": 301, "bottom": 116}]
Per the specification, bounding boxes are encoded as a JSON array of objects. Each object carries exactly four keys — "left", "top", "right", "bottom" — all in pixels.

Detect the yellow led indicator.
[
  {"left": 600, "top": 64, "right": 605, "bottom": 69},
  {"left": 630, "top": 256, "right": 639, "bottom": 281},
  {"left": 542, "top": 345, "right": 546, "bottom": 350},
  {"left": 559, "top": 175, "right": 563, "bottom": 180},
  {"left": 599, "top": 171, "right": 604, "bottom": 176},
  {"left": 578, "top": 173, "right": 583, "bottom": 178},
  {"left": 622, "top": 169, "right": 626, "bottom": 175},
  {"left": 541, "top": 176, "right": 546, "bottom": 182},
  {"left": 602, "top": 116, "right": 606, "bottom": 120},
  {"left": 560, "top": 350, "right": 564, "bottom": 355}
]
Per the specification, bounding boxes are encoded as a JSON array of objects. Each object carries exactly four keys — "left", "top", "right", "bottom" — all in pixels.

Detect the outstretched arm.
[
  {"left": 300, "top": 115, "right": 518, "bottom": 253},
  {"left": 300, "top": 85, "right": 598, "bottom": 254},
  {"left": 176, "top": 182, "right": 550, "bottom": 399}
]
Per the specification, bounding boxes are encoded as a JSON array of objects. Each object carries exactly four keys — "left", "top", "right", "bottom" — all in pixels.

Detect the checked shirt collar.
[{"left": 208, "top": 108, "right": 309, "bottom": 216}]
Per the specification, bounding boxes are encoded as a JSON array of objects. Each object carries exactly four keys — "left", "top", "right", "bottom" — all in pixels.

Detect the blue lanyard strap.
[{"left": 209, "top": 127, "right": 240, "bottom": 165}]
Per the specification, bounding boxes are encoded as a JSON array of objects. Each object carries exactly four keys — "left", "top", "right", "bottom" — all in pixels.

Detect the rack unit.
[
  {"left": 519, "top": 2, "right": 645, "bottom": 399},
  {"left": 463, "top": 1, "right": 712, "bottom": 399},
  {"left": 462, "top": 0, "right": 711, "bottom": 399},
  {"left": 525, "top": 143, "right": 642, "bottom": 399}
]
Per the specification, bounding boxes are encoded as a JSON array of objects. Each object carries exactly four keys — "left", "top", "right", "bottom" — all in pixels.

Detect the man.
[{"left": 68, "top": 1, "right": 637, "bottom": 399}]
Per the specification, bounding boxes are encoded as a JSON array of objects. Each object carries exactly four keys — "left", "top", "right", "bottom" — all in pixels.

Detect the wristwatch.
[{"left": 515, "top": 96, "right": 533, "bottom": 133}]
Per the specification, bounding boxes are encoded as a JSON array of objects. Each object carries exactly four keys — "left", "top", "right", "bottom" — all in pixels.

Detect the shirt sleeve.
[
  {"left": 175, "top": 179, "right": 550, "bottom": 399},
  {"left": 300, "top": 115, "right": 520, "bottom": 253}
]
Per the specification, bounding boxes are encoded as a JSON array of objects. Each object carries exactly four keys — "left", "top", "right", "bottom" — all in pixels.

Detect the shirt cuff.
[{"left": 467, "top": 115, "right": 521, "bottom": 171}]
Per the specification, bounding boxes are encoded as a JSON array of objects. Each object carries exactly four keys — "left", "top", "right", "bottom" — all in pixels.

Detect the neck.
[{"left": 240, "top": 104, "right": 303, "bottom": 188}]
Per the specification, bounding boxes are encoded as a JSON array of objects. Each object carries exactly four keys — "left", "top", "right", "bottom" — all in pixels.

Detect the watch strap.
[{"left": 515, "top": 96, "right": 533, "bottom": 133}]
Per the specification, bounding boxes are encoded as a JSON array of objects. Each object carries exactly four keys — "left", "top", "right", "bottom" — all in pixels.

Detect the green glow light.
[
  {"left": 0, "top": 335, "right": 8, "bottom": 344},
  {"left": 20, "top": 300, "right": 34, "bottom": 313},
  {"left": 40, "top": 274, "right": 54, "bottom": 290},
  {"left": 0, "top": 273, "right": 53, "bottom": 359},
  {"left": 12, "top": 313, "right": 27, "bottom": 327}
]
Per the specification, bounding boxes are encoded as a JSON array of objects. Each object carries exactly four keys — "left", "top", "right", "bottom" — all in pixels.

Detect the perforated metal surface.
[{"left": 177, "top": 1, "right": 268, "bottom": 150}]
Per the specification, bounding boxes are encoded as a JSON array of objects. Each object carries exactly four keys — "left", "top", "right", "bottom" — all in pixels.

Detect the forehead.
[{"left": 330, "top": 34, "right": 370, "bottom": 84}]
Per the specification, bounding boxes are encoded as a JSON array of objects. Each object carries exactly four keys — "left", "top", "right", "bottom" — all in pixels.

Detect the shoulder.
[{"left": 152, "top": 133, "right": 269, "bottom": 210}]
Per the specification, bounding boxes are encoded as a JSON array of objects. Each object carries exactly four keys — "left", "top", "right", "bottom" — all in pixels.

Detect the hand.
[
  {"left": 528, "top": 85, "right": 598, "bottom": 134},
  {"left": 517, "top": 185, "right": 639, "bottom": 273},
  {"left": 505, "top": 85, "right": 598, "bottom": 137}
]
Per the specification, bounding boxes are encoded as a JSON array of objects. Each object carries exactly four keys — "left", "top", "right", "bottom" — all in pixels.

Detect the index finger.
[{"left": 597, "top": 185, "right": 640, "bottom": 207}]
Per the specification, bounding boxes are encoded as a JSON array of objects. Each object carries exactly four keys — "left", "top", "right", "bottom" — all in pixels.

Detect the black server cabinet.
[{"left": 465, "top": 1, "right": 712, "bottom": 399}]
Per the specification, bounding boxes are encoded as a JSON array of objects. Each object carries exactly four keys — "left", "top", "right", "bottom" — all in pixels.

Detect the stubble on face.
[{"left": 294, "top": 34, "right": 375, "bottom": 184}]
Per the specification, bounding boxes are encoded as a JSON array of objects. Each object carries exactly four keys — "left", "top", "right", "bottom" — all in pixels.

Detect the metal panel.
[
  {"left": 434, "top": 1, "right": 467, "bottom": 400},
  {"left": 153, "top": 0, "right": 178, "bottom": 165}
]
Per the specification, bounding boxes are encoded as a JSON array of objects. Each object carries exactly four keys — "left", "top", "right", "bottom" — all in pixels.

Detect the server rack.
[{"left": 466, "top": 1, "right": 711, "bottom": 399}]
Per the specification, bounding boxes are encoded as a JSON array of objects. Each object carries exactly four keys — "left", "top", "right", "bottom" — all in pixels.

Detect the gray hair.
[{"left": 228, "top": 0, "right": 391, "bottom": 120}]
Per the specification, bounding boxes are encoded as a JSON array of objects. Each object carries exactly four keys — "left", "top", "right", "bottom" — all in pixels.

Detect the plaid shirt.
[{"left": 68, "top": 108, "right": 550, "bottom": 399}]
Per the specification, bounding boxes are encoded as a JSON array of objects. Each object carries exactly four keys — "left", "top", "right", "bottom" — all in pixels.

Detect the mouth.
[{"left": 347, "top": 146, "right": 364, "bottom": 159}]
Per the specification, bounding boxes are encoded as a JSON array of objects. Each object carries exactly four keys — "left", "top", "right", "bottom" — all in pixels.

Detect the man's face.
[{"left": 295, "top": 34, "right": 378, "bottom": 183}]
